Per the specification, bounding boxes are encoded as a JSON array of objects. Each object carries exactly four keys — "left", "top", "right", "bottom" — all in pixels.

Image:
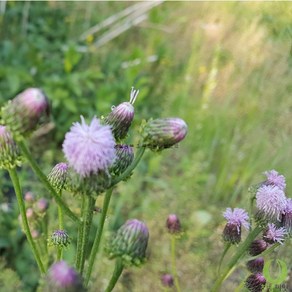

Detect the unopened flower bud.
[
  {"left": 46, "top": 261, "right": 83, "bottom": 292},
  {"left": 48, "top": 162, "right": 68, "bottom": 192},
  {"left": 110, "top": 145, "right": 134, "bottom": 176},
  {"left": 166, "top": 214, "right": 181, "bottom": 234},
  {"left": 36, "top": 198, "right": 49, "bottom": 213},
  {"left": 107, "top": 219, "right": 149, "bottom": 266},
  {"left": 245, "top": 273, "right": 266, "bottom": 292},
  {"left": 0, "top": 125, "right": 21, "bottom": 169},
  {"left": 48, "top": 230, "right": 70, "bottom": 248},
  {"left": 246, "top": 258, "right": 264, "bottom": 273},
  {"left": 104, "top": 87, "right": 139, "bottom": 141},
  {"left": 24, "top": 192, "right": 35, "bottom": 204},
  {"left": 141, "top": 118, "right": 188, "bottom": 151},
  {"left": 1, "top": 88, "right": 49, "bottom": 137},
  {"left": 26, "top": 208, "right": 35, "bottom": 220},
  {"left": 248, "top": 240, "right": 268, "bottom": 256},
  {"left": 32, "top": 230, "right": 41, "bottom": 239},
  {"left": 161, "top": 274, "right": 174, "bottom": 287}
]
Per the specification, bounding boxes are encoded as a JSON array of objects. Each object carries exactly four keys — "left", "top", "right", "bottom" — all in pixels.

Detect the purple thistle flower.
[
  {"left": 222, "top": 208, "right": 249, "bottom": 244},
  {"left": 161, "top": 274, "right": 174, "bottom": 287},
  {"left": 263, "top": 223, "right": 287, "bottom": 244},
  {"left": 246, "top": 257, "right": 264, "bottom": 273},
  {"left": 248, "top": 239, "right": 268, "bottom": 256},
  {"left": 264, "top": 170, "right": 286, "bottom": 190},
  {"left": 245, "top": 273, "right": 266, "bottom": 292},
  {"left": 62, "top": 116, "right": 116, "bottom": 177},
  {"left": 166, "top": 214, "right": 182, "bottom": 234},
  {"left": 256, "top": 185, "right": 287, "bottom": 222},
  {"left": 282, "top": 198, "right": 292, "bottom": 234}
]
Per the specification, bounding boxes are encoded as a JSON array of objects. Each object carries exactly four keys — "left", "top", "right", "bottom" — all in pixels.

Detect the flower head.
[
  {"left": 222, "top": 208, "right": 249, "bottom": 244},
  {"left": 110, "top": 144, "right": 134, "bottom": 176},
  {"left": 161, "top": 274, "right": 174, "bottom": 287},
  {"left": 248, "top": 239, "right": 268, "bottom": 256},
  {"left": 107, "top": 219, "right": 149, "bottom": 266},
  {"left": 264, "top": 170, "right": 286, "bottom": 190},
  {"left": 263, "top": 223, "right": 287, "bottom": 244},
  {"left": 62, "top": 116, "right": 116, "bottom": 177},
  {"left": 245, "top": 273, "right": 266, "bottom": 292},
  {"left": 166, "top": 214, "right": 182, "bottom": 234},
  {"left": 48, "top": 230, "right": 70, "bottom": 248},
  {"left": 256, "top": 185, "right": 287, "bottom": 222},
  {"left": 282, "top": 198, "right": 292, "bottom": 235},
  {"left": 246, "top": 258, "right": 264, "bottom": 273},
  {"left": 48, "top": 162, "right": 68, "bottom": 192}
]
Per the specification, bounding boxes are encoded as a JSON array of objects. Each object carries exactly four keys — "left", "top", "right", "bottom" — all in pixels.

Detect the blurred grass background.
[{"left": 0, "top": 1, "right": 291, "bottom": 291}]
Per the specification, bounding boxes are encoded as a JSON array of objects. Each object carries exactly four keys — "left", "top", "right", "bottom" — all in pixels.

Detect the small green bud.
[
  {"left": 48, "top": 230, "right": 70, "bottom": 248},
  {"left": 110, "top": 145, "right": 134, "bottom": 176},
  {"left": 47, "top": 163, "right": 68, "bottom": 192}
]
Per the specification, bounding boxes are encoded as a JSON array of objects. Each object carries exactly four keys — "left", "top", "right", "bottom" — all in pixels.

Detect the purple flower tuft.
[
  {"left": 282, "top": 198, "right": 292, "bottom": 234},
  {"left": 263, "top": 223, "right": 287, "bottom": 244},
  {"left": 264, "top": 170, "right": 286, "bottom": 190},
  {"left": 36, "top": 198, "right": 49, "bottom": 213},
  {"left": 62, "top": 116, "right": 116, "bottom": 177},
  {"left": 256, "top": 185, "right": 287, "bottom": 221}
]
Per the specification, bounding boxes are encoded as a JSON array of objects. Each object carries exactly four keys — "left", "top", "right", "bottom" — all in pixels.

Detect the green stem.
[
  {"left": 57, "top": 248, "right": 62, "bottom": 261},
  {"left": 58, "top": 191, "right": 64, "bottom": 230},
  {"left": 18, "top": 140, "right": 79, "bottom": 223},
  {"left": 105, "top": 258, "right": 124, "bottom": 292},
  {"left": 85, "top": 188, "right": 114, "bottom": 286},
  {"left": 211, "top": 226, "right": 262, "bottom": 292},
  {"left": 8, "top": 168, "right": 45, "bottom": 274},
  {"left": 80, "top": 195, "right": 95, "bottom": 275},
  {"left": 171, "top": 236, "right": 181, "bottom": 292},
  {"left": 217, "top": 243, "right": 231, "bottom": 275}
]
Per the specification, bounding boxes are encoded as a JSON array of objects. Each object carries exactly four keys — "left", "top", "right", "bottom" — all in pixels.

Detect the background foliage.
[{"left": 0, "top": 2, "right": 291, "bottom": 291}]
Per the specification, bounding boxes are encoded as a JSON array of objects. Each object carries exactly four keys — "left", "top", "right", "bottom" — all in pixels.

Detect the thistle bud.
[
  {"left": 24, "top": 192, "right": 35, "bottom": 204},
  {"left": 48, "top": 230, "right": 70, "bottom": 248},
  {"left": 246, "top": 258, "right": 264, "bottom": 273},
  {"left": 141, "top": 118, "right": 188, "bottom": 151},
  {"left": 107, "top": 219, "right": 149, "bottom": 266},
  {"left": 26, "top": 208, "right": 35, "bottom": 220},
  {"left": 0, "top": 125, "right": 21, "bottom": 169},
  {"left": 282, "top": 198, "right": 292, "bottom": 235},
  {"left": 166, "top": 214, "right": 181, "bottom": 234},
  {"left": 161, "top": 274, "right": 174, "bottom": 287},
  {"left": 245, "top": 273, "right": 266, "bottom": 292},
  {"left": 31, "top": 230, "right": 41, "bottom": 239},
  {"left": 36, "top": 198, "right": 49, "bottom": 213},
  {"left": 248, "top": 240, "right": 268, "bottom": 256},
  {"left": 104, "top": 87, "right": 139, "bottom": 141},
  {"left": 48, "top": 162, "right": 68, "bottom": 192},
  {"left": 46, "top": 261, "right": 83, "bottom": 292},
  {"left": 1, "top": 88, "right": 49, "bottom": 137},
  {"left": 110, "top": 145, "right": 134, "bottom": 176}
]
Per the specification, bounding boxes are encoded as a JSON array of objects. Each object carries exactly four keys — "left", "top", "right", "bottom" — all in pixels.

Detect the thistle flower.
[
  {"left": 104, "top": 87, "right": 138, "bottom": 141},
  {"left": 48, "top": 162, "right": 68, "bottom": 192},
  {"left": 282, "top": 198, "right": 292, "bottom": 235},
  {"left": 245, "top": 273, "right": 266, "bottom": 292},
  {"left": 248, "top": 239, "right": 268, "bottom": 256},
  {"left": 46, "top": 261, "right": 83, "bottom": 292},
  {"left": 107, "top": 219, "right": 149, "bottom": 266},
  {"left": 161, "top": 274, "right": 174, "bottom": 287},
  {"left": 263, "top": 170, "right": 286, "bottom": 190},
  {"left": 166, "top": 214, "right": 181, "bottom": 234},
  {"left": 263, "top": 223, "right": 287, "bottom": 244},
  {"left": 48, "top": 230, "right": 70, "bottom": 248},
  {"left": 222, "top": 208, "right": 250, "bottom": 244},
  {"left": 141, "top": 118, "right": 188, "bottom": 151},
  {"left": 1, "top": 88, "right": 49, "bottom": 136},
  {"left": 0, "top": 125, "right": 21, "bottom": 169},
  {"left": 246, "top": 258, "right": 264, "bottom": 273},
  {"left": 36, "top": 198, "right": 49, "bottom": 213},
  {"left": 62, "top": 116, "right": 116, "bottom": 177},
  {"left": 110, "top": 144, "right": 134, "bottom": 176},
  {"left": 256, "top": 185, "right": 287, "bottom": 222}
]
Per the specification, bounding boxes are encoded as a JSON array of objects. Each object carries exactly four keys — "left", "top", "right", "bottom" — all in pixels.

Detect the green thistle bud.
[
  {"left": 1, "top": 88, "right": 49, "bottom": 137},
  {"left": 141, "top": 118, "right": 188, "bottom": 151},
  {"left": 47, "top": 163, "right": 68, "bottom": 192},
  {"left": 104, "top": 87, "right": 139, "bottom": 141},
  {"left": 0, "top": 125, "right": 21, "bottom": 169},
  {"left": 107, "top": 219, "right": 149, "bottom": 266},
  {"left": 110, "top": 145, "right": 134, "bottom": 176},
  {"left": 48, "top": 230, "right": 70, "bottom": 248}
]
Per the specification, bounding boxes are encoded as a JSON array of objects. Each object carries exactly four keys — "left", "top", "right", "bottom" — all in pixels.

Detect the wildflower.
[
  {"left": 141, "top": 118, "right": 188, "bottom": 151},
  {"left": 245, "top": 273, "right": 266, "bottom": 292},
  {"left": 107, "top": 219, "right": 149, "bottom": 266},
  {"left": 36, "top": 198, "right": 49, "bottom": 213},
  {"left": 256, "top": 185, "right": 287, "bottom": 222},
  {"left": 248, "top": 239, "right": 268, "bottom": 256},
  {"left": 246, "top": 258, "right": 264, "bottom": 273},
  {"left": 48, "top": 162, "right": 68, "bottom": 192},
  {"left": 48, "top": 230, "right": 70, "bottom": 248},
  {"left": 222, "top": 208, "right": 250, "bottom": 244},
  {"left": 263, "top": 170, "right": 286, "bottom": 190},
  {"left": 161, "top": 274, "right": 174, "bottom": 287},
  {"left": 110, "top": 144, "right": 134, "bottom": 176},
  {"left": 166, "top": 214, "right": 181, "bottom": 234},
  {"left": 46, "top": 261, "right": 83, "bottom": 292},
  {"left": 62, "top": 116, "right": 116, "bottom": 177},
  {"left": 282, "top": 198, "right": 292, "bottom": 235},
  {"left": 263, "top": 223, "right": 286, "bottom": 244},
  {"left": 104, "top": 87, "right": 139, "bottom": 141},
  {"left": 1, "top": 88, "right": 49, "bottom": 136},
  {"left": 0, "top": 125, "right": 21, "bottom": 169}
]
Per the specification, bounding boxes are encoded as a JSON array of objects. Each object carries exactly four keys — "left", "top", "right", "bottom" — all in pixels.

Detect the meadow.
[{"left": 0, "top": 2, "right": 291, "bottom": 291}]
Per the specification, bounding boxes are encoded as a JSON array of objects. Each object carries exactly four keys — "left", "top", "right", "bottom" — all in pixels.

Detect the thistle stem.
[
  {"left": 211, "top": 226, "right": 262, "bottom": 292},
  {"left": 171, "top": 236, "right": 181, "bottom": 292},
  {"left": 57, "top": 191, "right": 64, "bottom": 261},
  {"left": 18, "top": 140, "right": 79, "bottom": 223},
  {"left": 8, "top": 168, "right": 45, "bottom": 274},
  {"left": 85, "top": 188, "right": 114, "bottom": 286},
  {"left": 105, "top": 258, "right": 124, "bottom": 292},
  {"left": 217, "top": 243, "right": 231, "bottom": 275}
]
